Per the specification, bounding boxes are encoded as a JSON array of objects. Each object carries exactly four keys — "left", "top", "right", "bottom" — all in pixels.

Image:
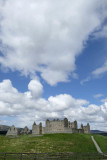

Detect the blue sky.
[{"left": 0, "top": 0, "right": 107, "bottom": 131}]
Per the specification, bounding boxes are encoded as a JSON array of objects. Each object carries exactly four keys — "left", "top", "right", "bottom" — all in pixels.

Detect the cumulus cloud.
[
  {"left": 0, "top": 0, "right": 107, "bottom": 85},
  {"left": 0, "top": 79, "right": 107, "bottom": 131},
  {"left": 28, "top": 79, "right": 43, "bottom": 99}
]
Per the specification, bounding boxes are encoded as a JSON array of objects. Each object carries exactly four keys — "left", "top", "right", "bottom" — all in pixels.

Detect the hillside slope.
[{"left": 0, "top": 133, "right": 106, "bottom": 153}]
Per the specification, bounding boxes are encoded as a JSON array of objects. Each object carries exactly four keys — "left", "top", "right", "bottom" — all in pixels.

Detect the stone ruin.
[
  {"left": 82, "top": 123, "right": 90, "bottom": 134},
  {"left": 6, "top": 125, "right": 30, "bottom": 137},
  {"left": 32, "top": 122, "right": 43, "bottom": 135},
  {"left": 6, "top": 125, "right": 19, "bottom": 137},
  {"left": 44, "top": 118, "right": 90, "bottom": 134},
  {"left": 20, "top": 126, "right": 30, "bottom": 135},
  {"left": 6, "top": 118, "right": 90, "bottom": 136}
]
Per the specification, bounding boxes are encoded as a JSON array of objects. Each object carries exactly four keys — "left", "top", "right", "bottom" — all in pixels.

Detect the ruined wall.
[
  {"left": 83, "top": 123, "right": 90, "bottom": 134},
  {"left": 68, "top": 120, "right": 77, "bottom": 129},
  {"left": 45, "top": 119, "right": 65, "bottom": 133},
  {"left": 63, "top": 127, "right": 78, "bottom": 133},
  {"left": 32, "top": 122, "right": 43, "bottom": 135},
  {"left": 6, "top": 125, "right": 18, "bottom": 137},
  {"left": 20, "top": 126, "right": 30, "bottom": 135},
  {"left": 44, "top": 118, "right": 91, "bottom": 134},
  {"left": 78, "top": 129, "right": 84, "bottom": 133},
  {"left": 42, "top": 127, "right": 45, "bottom": 134},
  {"left": 45, "top": 118, "right": 79, "bottom": 133},
  {"left": 5, "top": 118, "right": 90, "bottom": 136},
  {"left": 64, "top": 118, "right": 68, "bottom": 127}
]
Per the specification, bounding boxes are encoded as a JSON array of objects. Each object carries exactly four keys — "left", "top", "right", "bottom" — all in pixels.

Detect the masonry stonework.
[
  {"left": 37, "top": 118, "right": 90, "bottom": 134},
  {"left": 44, "top": 118, "right": 89, "bottom": 134},
  {"left": 83, "top": 123, "right": 90, "bottom": 134},
  {"left": 6, "top": 118, "right": 90, "bottom": 136},
  {"left": 32, "top": 122, "right": 43, "bottom": 135},
  {"left": 20, "top": 126, "right": 30, "bottom": 135},
  {"left": 6, "top": 125, "right": 19, "bottom": 137}
]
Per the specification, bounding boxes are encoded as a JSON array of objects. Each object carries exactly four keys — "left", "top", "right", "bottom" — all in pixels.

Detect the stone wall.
[
  {"left": 6, "top": 125, "right": 19, "bottom": 137},
  {"left": 45, "top": 119, "right": 65, "bottom": 133},
  {"left": 45, "top": 118, "right": 90, "bottom": 134},
  {"left": 32, "top": 122, "right": 43, "bottom": 135},
  {"left": 45, "top": 118, "right": 80, "bottom": 133},
  {"left": 20, "top": 126, "right": 30, "bottom": 135},
  {"left": 78, "top": 129, "right": 84, "bottom": 133},
  {"left": 68, "top": 120, "right": 77, "bottom": 129},
  {"left": 83, "top": 123, "right": 90, "bottom": 134}
]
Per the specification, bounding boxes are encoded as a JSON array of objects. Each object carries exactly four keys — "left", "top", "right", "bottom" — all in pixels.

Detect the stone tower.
[
  {"left": 81, "top": 123, "right": 83, "bottom": 129},
  {"left": 64, "top": 118, "right": 68, "bottom": 127},
  {"left": 32, "top": 122, "right": 43, "bottom": 135},
  {"left": 74, "top": 120, "right": 77, "bottom": 129},
  {"left": 83, "top": 123, "right": 90, "bottom": 134},
  {"left": 87, "top": 123, "right": 90, "bottom": 134}
]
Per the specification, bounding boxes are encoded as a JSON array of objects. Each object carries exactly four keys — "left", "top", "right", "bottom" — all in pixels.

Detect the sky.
[{"left": 0, "top": 0, "right": 107, "bottom": 131}]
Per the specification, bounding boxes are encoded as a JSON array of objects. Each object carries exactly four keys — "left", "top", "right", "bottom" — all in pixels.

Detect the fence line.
[{"left": 0, "top": 152, "right": 107, "bottom": 160}]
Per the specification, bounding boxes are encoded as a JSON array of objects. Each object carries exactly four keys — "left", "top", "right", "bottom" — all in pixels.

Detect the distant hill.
[
  {"left": 0, "top": 125, "right": 10, "bottom": 131},
  {"left": 91, "top": 130, "right": 107, "bottom": 136},
  {"left": 0, "top": 125, "right": 23, "bottom": 135},
  {"left": 0, "top": 125, "right": 10, "bottom": 135}
]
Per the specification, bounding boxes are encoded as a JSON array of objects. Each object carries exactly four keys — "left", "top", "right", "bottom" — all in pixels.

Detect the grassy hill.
[
  {"left": 94, "top": 134, "right": 107, "bottom": 153},
  {"left": 0, "top": 133, "right": 106, "bottom": 153}
]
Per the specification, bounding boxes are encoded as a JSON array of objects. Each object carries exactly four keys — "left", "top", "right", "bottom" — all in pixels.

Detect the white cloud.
[
  {"left": 0, "top": 0, "right": 106, "bottom": 85},
  {"left": 80, "top": 61, "right": 107, "bottom": 85},
  {"left": 0, "top": 79, "right": 107, "bottom": 131},
  {"left": 48, "top": 94, "right": 89, "bottom": 112},
  {"left": 101, "top": 98, "right": 107, "bottom": 103},
  {"left": 28, "top": 79, "right": 43, "bottom": 99},
  {"left": 80, "top": 76, "right": 91, "bottom": 85},
  {"left": 92, "top": 61, "right": 107, "bottom": 77},
  {"left": 94, "top": 94, "right": 103, "bottom": 99},
  {"left": 93, "top": 25, "right": 107, "bottom": 39}
]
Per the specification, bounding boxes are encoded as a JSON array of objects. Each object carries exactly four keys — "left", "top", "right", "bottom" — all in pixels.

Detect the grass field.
[
  {"left": 94, "top": 134, "right": 107, "bottom": 153},
  {"left": 0, "top": 133, "right": 106, "bottom": 153}
]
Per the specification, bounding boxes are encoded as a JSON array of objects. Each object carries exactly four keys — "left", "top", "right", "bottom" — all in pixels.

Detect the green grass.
[
  {"left": 94, "top": 134, "right": 107, "bottom": 153},
  {"left": 0, "top": 133, "right": 106, "bottom": 153}
]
